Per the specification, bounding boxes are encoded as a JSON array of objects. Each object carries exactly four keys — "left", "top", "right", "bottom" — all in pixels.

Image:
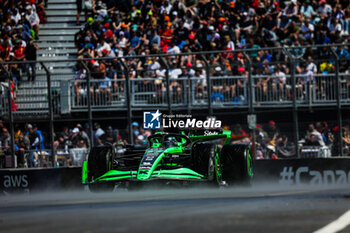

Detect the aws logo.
[{"left": 3, "top": 175, "right": 28, "bottom": 188}]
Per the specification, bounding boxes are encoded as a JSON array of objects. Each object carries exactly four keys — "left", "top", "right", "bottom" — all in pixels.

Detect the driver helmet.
[{"left": 165, "top": 137, "right": 177, "bottom": 147}]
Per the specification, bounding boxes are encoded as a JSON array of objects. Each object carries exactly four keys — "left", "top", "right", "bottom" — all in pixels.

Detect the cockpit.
[{"left": 148, "top": 133, "right": 191, "bottom": 148}]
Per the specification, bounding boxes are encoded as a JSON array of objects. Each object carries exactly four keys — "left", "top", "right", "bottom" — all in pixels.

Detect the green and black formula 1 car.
[{"left": 82, "top": 129, "right": 253, "bottom": 192}]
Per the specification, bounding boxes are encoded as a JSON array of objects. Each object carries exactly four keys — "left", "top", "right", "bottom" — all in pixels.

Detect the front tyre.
[
  {"left": 192, "top": 143, "right": 217, "bottom": 183},
  {"left": 87, "top": 146, "right": 115, "bottom": 192},
  {"left": 220, "top": 144, "right": 253, "bottom": 185}
]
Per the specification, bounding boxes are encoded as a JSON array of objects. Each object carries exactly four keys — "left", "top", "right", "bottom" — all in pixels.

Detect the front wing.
[{"left": 82, "top": 161, "right": 206, "bottom": 184}]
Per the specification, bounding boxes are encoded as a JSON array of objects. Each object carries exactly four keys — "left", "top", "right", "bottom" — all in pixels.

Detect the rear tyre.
[
  {"left": 192, "top": 143, "right": 217, "bottom": 182},
  {"left": 87, "top": 146, "right": 115, "bottom": 192},
  {"left": 220, "top": 144, "right": 253, "bottom": 186}
]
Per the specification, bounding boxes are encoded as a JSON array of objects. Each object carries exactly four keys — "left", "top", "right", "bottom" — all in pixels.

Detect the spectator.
[
  {"left": 55, "top": 131, "right": 68, "bottom": 151},
  {"left": 318, "top": 0, "right": 332, "bottom": 18},
  {"left": 300, "top": 19, "right": 315, "bottom": 42},
  {"left": 169, "top": 60, "right": 183, "bottom": 103},
  {"left": 0, "top": 128, "right": 11, "bottom": 150},
  {"left": 193, "top": 63, "right": 206, "bottom": 100},
  {"left": 93, "top": 122, "right": 105, "bottom": 145},
  {"left": 150, "top": 29, "right": 161, "bottom": 48},
  {"left": 232, "top": 124, "right": 248, "bottom": 138},
  {"left": 13, "top": 39, "right": 26, "bottom": 63},
  {"left": 25, "top": 38, "right": 38, "bottom": 82},
  {"left": 267, "top": 144, "right": 278, "bottom": 159},
  {"left": 70, "top": 127, "right": 89, "bottom": 149},
  {"left": 15, "top": 131, "right": 30, "bottom": 167},
  {"left": 84, "top": 123, "right": 91, "bottom": 141},
  {"left": 266, "top": 121, "right": 280, "bottom": 145},
  {"left": 9, "top": 63, "right": 22, "bottom": 86},
  {"left": 25, "top": 5, "right": 40, "bottom": 40},
  {"left": 342, "top": 127, "right": 350, "bottom": 156},
  {"left": 76, "top": 0, "right": 88, "bottom": 25},
  {"left": 74, "top": 64, "right": 87, "bottom": 104},
  {"left": 70, "top": 127, "right": 81, "bottom": 147},
  {"left": 33, "top": 124, "right": 45, "bottom": 151},
  {"left": 100, "top": 126, "right": 119, "bottom": 146},
  {"left": 300, "top": 1, "right": 316, "bottom": 18},
  {"left": 255, "top": 125, "right": 267, "bottom": 157},
  {"left": 305, "top": 124, "right": 326, "bottom": 147},
  {"left": 27, "top": 124, "right": 40, "bottom": 167},
  {"left": 276, "top": 135, "right": 296, "bottom": 158},
  {"left": 98, "top": 74, "right": 112, "bottom": 104},
  {"left": 132, "top": 121, "right": 140, "bottom": 142},
  {"left": 316, "top": 121, "right": 329, "bottom": 145},
  {"left": 0, "top": 38, "right": 12, "bottom": 62},
  {"left": 78, "top": 124, "right": 90, "bottom": 149},
  {"left": 9, "top": 76, "right": 17, "bottom": 112}
]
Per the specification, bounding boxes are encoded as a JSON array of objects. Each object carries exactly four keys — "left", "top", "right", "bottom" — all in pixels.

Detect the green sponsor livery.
[{"left": 83, "top": 129, "right": 253, "bottom": 191}]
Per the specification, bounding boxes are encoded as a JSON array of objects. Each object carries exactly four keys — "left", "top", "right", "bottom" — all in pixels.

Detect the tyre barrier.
[{"left": 1, "top": 158, "right": 350, "bottom": 193}]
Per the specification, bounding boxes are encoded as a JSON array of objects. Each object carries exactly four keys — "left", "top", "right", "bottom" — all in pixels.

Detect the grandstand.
[
  {"left": 0, "top": 0, "right": 348, "bottom": 116},
  {"left": 0, "top": 0, "right": 350, "bottom": 167}
]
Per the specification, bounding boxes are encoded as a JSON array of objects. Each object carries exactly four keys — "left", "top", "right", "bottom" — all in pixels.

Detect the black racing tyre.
[
  {"left": 87, "top": 146, "right": 115, "bottom": 192},
  {"left": 192, "top": 143, "right": 216, "bottom": 182},
  {"left": 220, "top": 144, "right": 253, "bottom": 185}
]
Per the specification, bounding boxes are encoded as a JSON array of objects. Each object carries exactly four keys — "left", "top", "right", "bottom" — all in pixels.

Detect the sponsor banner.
[
  {"left": 253, "top": 158, "right": 350, "bottom": 186},
  {"left": 0, "top": 167, "right": 82, "bottom": 193}
]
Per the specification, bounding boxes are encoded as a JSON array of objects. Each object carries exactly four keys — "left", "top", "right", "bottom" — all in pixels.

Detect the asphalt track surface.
[{"left": 1, "top": 185, "right": 350, "bottom": 233}]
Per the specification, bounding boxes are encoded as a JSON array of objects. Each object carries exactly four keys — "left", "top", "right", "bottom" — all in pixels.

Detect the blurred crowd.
[
  {"left": 73, "top": 0, "right": 350, "bottom": 106},
  {"left": 0, "top": 121, "right": 152, "bottom": 167},
  {"left": 0, "top": 119, "right": 350, "bottom": 167},
  {"left": 0, "top": 0, "right": 43, "bottom": 83},
  {"left": 75, "top": 0, "right": 350, "bottom": 58},
  {"left": 0, "top": 0, "right": 43, "bottom": 113},
  {"left": 230, "top": 120, "right": 350, "bottom": 159}
]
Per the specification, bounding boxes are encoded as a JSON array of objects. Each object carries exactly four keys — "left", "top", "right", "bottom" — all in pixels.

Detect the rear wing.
[{"left": 185, "top": 130, "right": 250, "bottom": 145}]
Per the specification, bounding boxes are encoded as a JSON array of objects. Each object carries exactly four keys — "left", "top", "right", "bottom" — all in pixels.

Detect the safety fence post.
[
  {"left": 120, "top": 60, "right": 133, "bottom": 144},
  {"left": 283, "top": 48, "right": 300, "bottom": 158},
  {"left": 242, "top": 52, "right": 256, "bottom": 158},
  {"left": 330, "top": 48, "right": 343, "bottom": 156},
  {"left": 80, "top": 61, "right": 94, "bottom": 147},
  {"left": 199, "top": 54, "right": 212, "bottom": 116},
  {"left": 242, "top": 52, "right": 254, "bottom": 113},
  {"left": 160, "top": 57, "right": 172, "bottom": 114},
  {"left": 40, "top": 62, "right": 56, "bottom": 166}
]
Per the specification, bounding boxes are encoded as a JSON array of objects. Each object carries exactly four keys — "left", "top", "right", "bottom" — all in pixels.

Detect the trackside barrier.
[
  {"left": 1, "top": 158, "right": 350, "bottom": 193},
  {"left": 1, "top": 148, "right": 89, "bottom": 168},
  {"left": 0, "top": 167, "right": 81, "bottom": 193},
  {"left": 253, "top": 158, "right": 350, "bottom": 185}
]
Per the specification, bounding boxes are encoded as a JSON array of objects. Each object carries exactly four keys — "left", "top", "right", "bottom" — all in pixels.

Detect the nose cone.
[
  {"left": 137, "top": 148, "right": 165, "bottom": 180},
  {"left": 137, "top": 169, "right": 152, "bottom": 180}
]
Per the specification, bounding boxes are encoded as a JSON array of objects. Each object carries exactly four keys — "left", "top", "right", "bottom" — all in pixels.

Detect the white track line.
[{"left": 314, "top": 210, "right": 350, "bottom": 233}]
